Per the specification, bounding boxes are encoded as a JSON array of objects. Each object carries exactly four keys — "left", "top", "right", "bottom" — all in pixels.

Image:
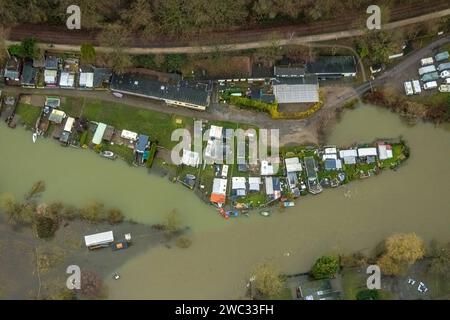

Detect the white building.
[
  {"left": 339, "top": 149, "right": 358, "bottom": 165},
  {"left": 285, "top": 157, "right": 302, "bottom": 173},
  {"left": 248, "top": 177, "right": 261, "bottom": 191},
  {"left": 378, "top": 144, "right": 394, "bottom": 160},
  {"left": 357, "top": 147, "right": 378, "bottom": 157},
  {"left": 182, "top": 149, "right": 200, "bottom": 167}
]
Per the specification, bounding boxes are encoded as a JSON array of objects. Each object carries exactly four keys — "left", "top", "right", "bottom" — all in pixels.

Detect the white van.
[
  {"left": 438, "top": 84, "right": 450, "bottom": 92},
  {"left": 423, "top": 81, "right": 438, "bottom": 90},
  {"left": 404, "top": 81, "right": 413, "bottom": 95},
  {"left": 412, "top": 80, "right": 421, "bottom": 94},
  {"left": 420, "top": 57, "right": 434, "bottom": 66}
]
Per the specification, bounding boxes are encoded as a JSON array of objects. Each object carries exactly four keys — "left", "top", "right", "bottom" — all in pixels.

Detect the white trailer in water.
[
  {"left": 412, "top": 80, "right": 421, "bottom": 94},
  {"left": 418, "top": 65, "right": 436, "bottom": 76},
  {"left": 404, "top": 81, "right": 413, "bottom": 96},
  {"left": 84, "top": 231, "right": 114, "bottom": 249},
  {"left": 420, "top": 57, "right": 434, "bottom": 66}
]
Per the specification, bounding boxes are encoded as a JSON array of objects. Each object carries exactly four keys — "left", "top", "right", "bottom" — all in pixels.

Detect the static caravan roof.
[
  {"left": 339, "top": 149, "right": 358, "bottom": 158},
  {"left": 136, "top": 134, "right": 149, "bottom": 153},
  {"left": 212, "top": 178, "right": 227, "bottom": 195},
  {"left": 92, "top": 123, "right": 107, "bottom": 145},
  {"left": 232, "top": 177, "right": 246, "bottom": 190},
  {"left": 358, "top": 147, "right": 377, "bottom": 157},
  {"left": 265, "top": 177, "right": 274, "bottom": 195},
  {"left": 44, "top": 70, "right": 57, "bottom": 84},
  {"left": 63, "top": 117, "right": 75, "bottom": 132},
  {"left": 48, "top": 109, "right": 66, "bottom": 123},
  {"left": 221, "top": 165, "right": 229, "bottom": 177},
  {"left": 324, "top": 147, "right": 337, "bottom": 154},
  {"left": 121, "top": 129, "right": 138, "bottom": 141},
  {"left": 79, "top": 72, "right": 94, "bottom": 88},
  {"left": 378, "top": 144, "right": 393, "bottom": 160},
  {"left": 285, "top": 157, "right": 302, "bottom": 172},
  {"left": 182, "top": 149, "right": 200, "bottom": 167},
  {"left": 209, "top": 125, "right": 223, "bottom": 139},
  {"left": 59, "top": 72, "right": 75, "bottom": 87},
  {"left": 84, "top": 231, "right": 114, "bottom": 247}
]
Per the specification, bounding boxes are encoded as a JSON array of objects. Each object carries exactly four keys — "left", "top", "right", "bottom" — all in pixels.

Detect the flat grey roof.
[
  {"left": 110, "top": 73, "right": 211, "bottom": 108},
  {"left": 307, "top": 56, "right": 357, "bottom": 75},
  {"left": 274, "top": 66, "right": 306, "bottom": 78}
]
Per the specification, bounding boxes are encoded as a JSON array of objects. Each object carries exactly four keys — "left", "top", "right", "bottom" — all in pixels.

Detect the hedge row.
[{"left": 229, "top": 95, "right": 324, "bottom": 120}]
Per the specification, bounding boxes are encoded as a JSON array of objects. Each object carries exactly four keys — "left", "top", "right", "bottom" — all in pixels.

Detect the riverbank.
[{"left": 363, "top": 89, "right": 450, "bottom": 124}]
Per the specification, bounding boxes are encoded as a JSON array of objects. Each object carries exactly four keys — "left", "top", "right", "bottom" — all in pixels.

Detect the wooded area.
[{"left": 0, "top": 0, "right": 422, "bottom": 37}]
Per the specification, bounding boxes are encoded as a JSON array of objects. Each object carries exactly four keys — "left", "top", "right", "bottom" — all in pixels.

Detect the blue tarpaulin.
[{"left": 136, "top": 134, "right": 149, "bottom": 153}]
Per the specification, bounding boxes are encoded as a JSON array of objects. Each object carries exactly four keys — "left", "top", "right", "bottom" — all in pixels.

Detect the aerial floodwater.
[{"left": 0, "top": 104, "right": 449, "bottom": 299}]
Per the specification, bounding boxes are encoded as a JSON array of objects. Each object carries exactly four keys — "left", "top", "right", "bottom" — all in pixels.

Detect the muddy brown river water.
[{"left": 0, "top": 104, "right": 449, "bottom": 299}]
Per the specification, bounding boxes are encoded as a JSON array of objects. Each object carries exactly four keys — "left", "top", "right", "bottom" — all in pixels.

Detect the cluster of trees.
[
  {"left": 376, "top": 233, "right": 426, "bottom": 276},
  {"left": 0, "top": 0, "right": 414, "bottom": 36},
  {"left": 0, "top": 181, "right": 125, "bottom": 238}
]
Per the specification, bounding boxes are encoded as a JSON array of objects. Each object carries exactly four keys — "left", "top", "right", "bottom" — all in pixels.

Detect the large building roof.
[
  {"left": 110, "top": 73, "right": 211, "bottom": 109},
  {"left": 306, "top": 56, "right": 357, "bottom": 76},
  {"left": 274, "top": 66, "right": 306, "bottom": 78},
  {"left": 272, "top": 75, "right": 319, "bottom": 103},
  {"left": 21, "top": 60, "right": 37, "bottom": 85}
]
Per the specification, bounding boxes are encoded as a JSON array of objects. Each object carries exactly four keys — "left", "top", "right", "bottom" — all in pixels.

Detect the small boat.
[
  {"left": 32, "top": 133, "right": 37, "bottom": 143},
  {"left": 283, "top": 201, "right": 295, "bottom": 208},
  {"left": 218, "top": 207, "right": 229, "bottom": 219},
  {"left": 260, "top": 210, "right": 271, "bottom": 217},
  {"left": 111, "top": 241, "right": 129, "bottom": 251},
  {"left": 112, "top": 92, "right": 123, "bottom": 98},
  {"left": 226, "top": 210, "right": 239, "bottom": 217},
  {"left": 113, "top": 273, "right": 120, "bottom": 280},
  {"left": 186, "top": 174, "right": 196, "bottom": 180},
  {"left": 100, "top": 150, "right": 116, "bottom": 160}
]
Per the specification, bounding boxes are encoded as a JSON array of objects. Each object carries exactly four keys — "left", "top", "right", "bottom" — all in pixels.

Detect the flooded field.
[{"left": 0, "top": 104, "right": 449, "bottom": 299}]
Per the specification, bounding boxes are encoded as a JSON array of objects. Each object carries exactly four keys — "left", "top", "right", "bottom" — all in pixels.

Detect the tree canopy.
[
  {"left": 251, "top": 263, "right": 283, "bottom": 299},
  {"left": 377, "top": 233, "right": 425, "bottom": 276},
  {"left": 311, "top": 255, "right": 340, "bottom": 279}
]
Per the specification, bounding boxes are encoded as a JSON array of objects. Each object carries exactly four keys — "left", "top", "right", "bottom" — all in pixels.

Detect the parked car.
[
  {"left": 438, "top": 84, "right": 450, "bottom": 92},
  {"left": 423, "top": 81, "right": 438, "bottom": 90},
  {"left": 440, "top": 70, "right": 450, "bottom": 78},
  {"left": 446, "top": 78, "right": 450, "bottom": 84}
]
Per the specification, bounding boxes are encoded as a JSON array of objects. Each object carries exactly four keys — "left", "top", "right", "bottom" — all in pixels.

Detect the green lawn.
[
  {"left": 15, "top": 103, "right": 41, "bottom": 128},
  {"left": 107, "top": 144, "right": 135, "bottom": 165},
  {"left": 60, "top": 96, "right": 84, "bottom": 117},
  {"left": 81, "top": 98, "right": 193, "bottom": 149}
]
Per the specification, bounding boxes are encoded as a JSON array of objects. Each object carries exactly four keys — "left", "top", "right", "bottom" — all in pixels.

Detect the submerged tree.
[
  {"left": 164, "top": 209, "right": 182, "bottom": 234},
  {"left": 251, "top": 263, "right": 283, "bottom": 299},
  {"left": 377, "top": 233, "right": 425, "bottom": 276},
  {"left": 80, "top": 270, "right": 106, "bottom": 299}
]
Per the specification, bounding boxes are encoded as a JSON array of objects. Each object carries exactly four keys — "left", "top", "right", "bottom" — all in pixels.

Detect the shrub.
[
  {"left": 311, "top": 255, "right": 339, "bottom": 279},
  {"left": 146, "top": 143, "right": 158, "bottom": 168},
  {"left": 107, "top": 208, "right": 124, "bottom": 224},
  {"left": 175, "top": 236, "right": 192, "bottom": 249},
  {"left": 35, "top": 215, "right": 59, "bottom": 239},
  {"left": 356, "top": 289, "right": 382, "bottom": 300},
  {"left": 79, "top": 131, "right": 88, "bottom": 146}
]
